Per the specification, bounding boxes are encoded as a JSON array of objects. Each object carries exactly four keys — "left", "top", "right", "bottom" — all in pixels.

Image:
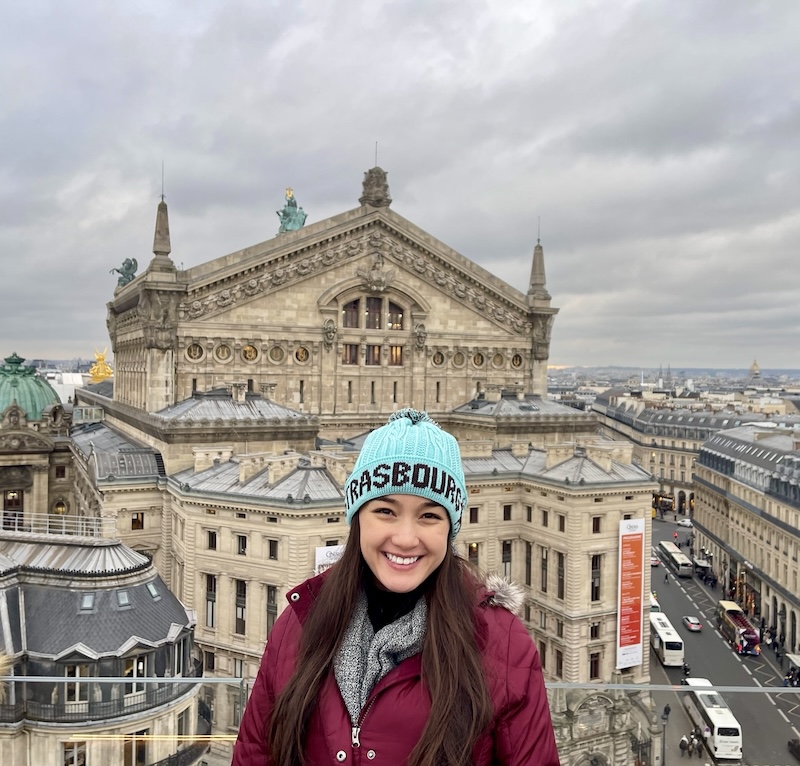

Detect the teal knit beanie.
[{"left": 344, "top": 409, "right": 467, "bottom": 538}]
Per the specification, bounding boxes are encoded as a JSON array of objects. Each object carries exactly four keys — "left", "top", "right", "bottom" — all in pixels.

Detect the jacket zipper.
[{"left": 351, "top": 697, "right": 377, "bottom": 748}]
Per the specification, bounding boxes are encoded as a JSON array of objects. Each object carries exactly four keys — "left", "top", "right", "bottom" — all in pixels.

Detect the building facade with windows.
[
  {"left": 0, "top": 524, "right": 206, "bottom": 766},
  {"left": 0, "top": 353, "right": 75, "bottom": 529},
  {"left": 693, "top": 424, "right": 800, "bottom": 654},
  {"left": 593, "top": 391, "right": 800, "bottom": 516}
]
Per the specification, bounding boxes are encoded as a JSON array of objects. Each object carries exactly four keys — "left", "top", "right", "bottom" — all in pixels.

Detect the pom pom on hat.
[{"left": 344, "top": 408, "right": 467, "bottom": 538}]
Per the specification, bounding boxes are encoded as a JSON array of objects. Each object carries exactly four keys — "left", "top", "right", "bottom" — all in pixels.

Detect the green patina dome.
[{"left": 0, "top": 353, "right": 61, "bottom": 420}]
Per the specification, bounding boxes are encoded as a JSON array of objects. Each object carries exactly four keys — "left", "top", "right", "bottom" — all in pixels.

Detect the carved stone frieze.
[
  {"left": 179, "top": 231, "right": 374, "bottom": 321},
  {"left": 139, "top": 289, "right": 180, "bottom": 350},
  {"left": 0, "top": 432, "right": 51, "bottom": 453},
  {"left": 177, "top": 226, "right": 532, "bottom": 338}
]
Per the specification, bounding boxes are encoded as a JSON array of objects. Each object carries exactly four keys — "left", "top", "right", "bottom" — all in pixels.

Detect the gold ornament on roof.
[{"left": 89, "top": 348, "right": 114, "bottom": 383}]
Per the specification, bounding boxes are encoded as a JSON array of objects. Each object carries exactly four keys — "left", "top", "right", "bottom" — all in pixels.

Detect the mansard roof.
[
  {"left": 157, "top": 388, "right": 315, "bottom": 425},
  {"left": 461, "top": 446, "right": 651, "bottom": 486},
  {"left": 72, "top": 421, "right": 164, "bottom": 481},
  {"left": 0, "top": 534, "right": 191, "bottom": 659},
  {"left": 453, "top": 392, "right": 593, "bottom": 419},
  {"left": 171, "top": 456, "right": 344, "bottom": 506}
]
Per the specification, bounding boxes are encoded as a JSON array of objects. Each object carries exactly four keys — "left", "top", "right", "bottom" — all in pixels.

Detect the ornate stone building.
[
  {"left": 0, "top": 353, "right": 74, "bottom": 527},
  {"left": 0, "top": 525, "right": 205, "bottom": 766},
  {"left": 105, "top": 167, "right": 557, "bottom": 434},
  {"left": 71, "top": 170, "right": 662, "bottom": 765}
]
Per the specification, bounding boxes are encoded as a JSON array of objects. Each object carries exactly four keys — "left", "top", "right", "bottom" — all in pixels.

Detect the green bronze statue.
[
  {"left": 277, "top": 188, "right": 308, "bottom": 233},
  {"left": 110, "top": 257, "right": 138, "bottom": 287}
]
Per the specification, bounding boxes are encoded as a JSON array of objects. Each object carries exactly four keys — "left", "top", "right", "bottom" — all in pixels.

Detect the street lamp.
[{"left": 661, "top": 708, "right": 670, "bottom": 766}]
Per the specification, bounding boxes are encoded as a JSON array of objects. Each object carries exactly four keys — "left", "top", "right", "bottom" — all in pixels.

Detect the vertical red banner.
[{"left": 617, "top": 519, "right": 644, "bottom": 669}]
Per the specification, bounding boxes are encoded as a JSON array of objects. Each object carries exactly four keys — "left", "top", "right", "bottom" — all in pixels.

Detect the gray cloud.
[{"left": 1, "top": 0, "right": 798, "bottom": 369}]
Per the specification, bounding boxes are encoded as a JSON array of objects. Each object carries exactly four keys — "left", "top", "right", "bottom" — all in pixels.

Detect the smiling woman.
[{"left": 232, "top": 409, "right": 560, "bottom": 766}]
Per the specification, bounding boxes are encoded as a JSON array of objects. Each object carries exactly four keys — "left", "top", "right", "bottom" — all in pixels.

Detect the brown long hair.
[{"left": 267, "top": 516, "right": 493, "bottom": 766}]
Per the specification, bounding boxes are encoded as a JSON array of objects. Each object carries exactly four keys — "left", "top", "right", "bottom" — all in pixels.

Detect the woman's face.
[{"left": 359, "top": 494, "right": 450, "bottom": 593}]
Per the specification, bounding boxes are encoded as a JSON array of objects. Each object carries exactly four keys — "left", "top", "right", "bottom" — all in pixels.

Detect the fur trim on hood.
[{"left": 482, "top": 573, "right": 525, "bottom": 617}]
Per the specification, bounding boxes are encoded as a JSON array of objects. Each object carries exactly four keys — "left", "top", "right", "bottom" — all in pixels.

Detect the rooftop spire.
[
  {"left": 153, "top": 197, "right": 171, "bottom": 257},
  {"left": 149, "top": 196, "right": 176, "bottom": 273},
  {"left": 527, "top": 237, "right": 551, "bottom": 305}
]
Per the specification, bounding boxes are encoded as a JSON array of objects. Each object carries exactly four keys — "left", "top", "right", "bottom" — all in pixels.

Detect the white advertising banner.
[
  {"left": 314, "top": 545, "right": 345, "bottom": 575},
  {"left": 616, "top": 518, "right": 645, "bottom": 669}
]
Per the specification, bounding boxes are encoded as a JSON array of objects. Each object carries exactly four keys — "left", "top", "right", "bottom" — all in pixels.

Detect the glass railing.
[{"left": 1, "top": 677, "right": 799, "bottom": 765}]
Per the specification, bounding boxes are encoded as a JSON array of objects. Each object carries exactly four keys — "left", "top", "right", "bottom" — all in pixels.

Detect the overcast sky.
[{"left": 1, "top": 0, "right": 798, "bottom": 369}]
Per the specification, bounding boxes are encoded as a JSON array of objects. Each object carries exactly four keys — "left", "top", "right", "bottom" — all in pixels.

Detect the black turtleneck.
[{"left": 365, "top": 577, "right": 427, "bottom": 633}]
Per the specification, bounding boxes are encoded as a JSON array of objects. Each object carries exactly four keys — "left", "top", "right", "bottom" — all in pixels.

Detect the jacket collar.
[{"left": 286, "top": 569, "right": 523, "bottom": 635}]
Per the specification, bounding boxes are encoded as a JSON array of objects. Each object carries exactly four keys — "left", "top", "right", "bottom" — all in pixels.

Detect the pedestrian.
[
  {"left": 231, "top": 409, "right": 560, "bottom": 766},
  {"left": 679, "top": 734, "right": 689, "bottom": 758},
  {"left": 665, "top": 572, "right": 669, "bottom": 584},
  {"left": 664, "top": 704, "right": 671, "bottom": 719}
]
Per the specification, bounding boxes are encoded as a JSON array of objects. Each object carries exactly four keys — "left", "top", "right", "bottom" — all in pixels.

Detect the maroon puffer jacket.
[{"left": 232, "top": 572, "right": 561, "bottom": 766}]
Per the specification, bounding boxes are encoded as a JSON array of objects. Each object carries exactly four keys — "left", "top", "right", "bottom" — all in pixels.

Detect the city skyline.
[{"left": 1, "top": 1, "right": 798, "bottom": 367}]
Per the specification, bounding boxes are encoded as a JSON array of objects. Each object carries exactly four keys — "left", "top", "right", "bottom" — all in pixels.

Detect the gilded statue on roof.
[{"left": 89, "top": 349, "right": 114, "bottom": 383}]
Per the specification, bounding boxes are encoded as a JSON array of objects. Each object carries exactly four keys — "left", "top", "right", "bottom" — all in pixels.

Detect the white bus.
[
  {"left": 658, "top": 540, "right": 693, "bottom": 577},
  {"left": 649, "top": 612, "right": 684, "bottom": 666},
  {"left": 649, "top": 593, "right": 661, "bottom": 612},
  {"left": 681, "top": 678, "right": 743, "bottom": 761}
]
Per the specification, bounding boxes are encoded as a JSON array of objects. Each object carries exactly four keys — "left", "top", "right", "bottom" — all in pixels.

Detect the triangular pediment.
[{"left": 179, "top": 207, "right": 534, "bottom": 336}]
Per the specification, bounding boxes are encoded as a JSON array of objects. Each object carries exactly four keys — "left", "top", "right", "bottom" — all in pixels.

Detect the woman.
[{"left": 232, "top": 409, "right": 560, "bottom": 766}]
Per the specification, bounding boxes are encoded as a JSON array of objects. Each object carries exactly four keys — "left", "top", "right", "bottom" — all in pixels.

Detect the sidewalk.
[{"left": 652, "top": 694, "right": 713, "bottom": 766}]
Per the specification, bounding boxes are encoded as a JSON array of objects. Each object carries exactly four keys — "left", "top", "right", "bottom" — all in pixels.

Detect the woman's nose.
[{"left": 391, "top": 519, "right": 419, "bottom": 547}]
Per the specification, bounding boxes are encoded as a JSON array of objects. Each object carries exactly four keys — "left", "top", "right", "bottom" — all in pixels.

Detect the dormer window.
[
  {"left": 80, "top": 593, "right": 95, "bottom": 611},
  {"left": 117, "top": 590, "right": 131, "bottom": 607}
]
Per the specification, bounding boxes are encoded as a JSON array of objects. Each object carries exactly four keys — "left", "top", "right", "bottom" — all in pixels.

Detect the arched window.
[{"left": 53, "top": 500, "right": 67, "bottom": 515}]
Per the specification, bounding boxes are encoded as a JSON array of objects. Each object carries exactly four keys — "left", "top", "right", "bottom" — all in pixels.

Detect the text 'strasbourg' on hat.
[{"left": 344, "top": 408, "right": 467, "bottom": 538}]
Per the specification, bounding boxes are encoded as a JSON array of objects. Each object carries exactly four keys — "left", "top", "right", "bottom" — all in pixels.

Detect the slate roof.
[
  {"left": 172, "top": 458, "right": 344, "bottom": 504},
  {"left": 71, "top": 422, "right": 164, "bottom": 480},
  {"left": 156, "top": 388, "right": 315, "bottom": 424},
  {"left": 461, "top": 446, "right": 650, "bottom": 485},
  {"left": 703, "top": 425, "right": 798, "bottom": 471},
  {"left": 0, "top": 534, "right": 192, "bottom": 659},
  {"left": 453, "top": 393, "right": 592, "bottom": 418},
  {"left": 19, "top": 577, "right": 189, "bottom": 658}
]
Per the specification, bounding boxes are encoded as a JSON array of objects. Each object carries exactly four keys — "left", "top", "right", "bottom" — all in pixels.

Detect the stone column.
[{"left": 30, "top": 464, "right": 50, "bottom": 517}]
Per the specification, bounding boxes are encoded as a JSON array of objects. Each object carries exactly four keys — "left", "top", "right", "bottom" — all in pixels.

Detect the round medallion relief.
[
  {"left": 511, "top": 353, "right": 523, "bottom": 368},
  {"left": 294, "top": 347, "right": 310, "bottom": 363},
  {"left": 269, "top": 346, "right": 285, "bottom": 363},
  {"left": 432, "top": 351, "right": 445, "bottom": 367},
  {"left": 186, "top": 343, "right": 204, "bottom": 362},
  {"left": 241, "top": 344, "right": 258, "bottom": 362},
  {"left": 492, "top": 352, "right": 505, "bottom": 367},
  {"left": 215, "top": 344, "right": 232, "bottom": 362},
  {"left": 452, "top": 351, "right": 466, "bottom": 367},
  {"left": 472, "top": 352, "right": 485, "bottom": 367}
]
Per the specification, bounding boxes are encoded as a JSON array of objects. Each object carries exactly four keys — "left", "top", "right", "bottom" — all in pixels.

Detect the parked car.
[
  {"left": 682, "top": 615, "right": 702, "bottom": 632},
  {"left": 788, "top": 738, "right": 800, "bottom": 761},
  {"left": 677, "top": 518, "right": 693, "bottom": 528},
  {"left": 650, "top": 556, "right": 660, "bottom": 567}
]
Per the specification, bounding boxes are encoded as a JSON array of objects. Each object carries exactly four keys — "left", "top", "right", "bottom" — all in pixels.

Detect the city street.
[{"left": 650, "top": 520, "right": 800, "bottom": 766}]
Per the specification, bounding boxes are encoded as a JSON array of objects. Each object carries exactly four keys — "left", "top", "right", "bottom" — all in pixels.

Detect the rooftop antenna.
[
  {"left": 537, "top": 216, "right": 541, "bottom": 244},
  {"left": 375, "top": 141, "right": 378, "bottom": 167},
  {"left": 161, "top": 161, "right": 165, "bottom": 201}
]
